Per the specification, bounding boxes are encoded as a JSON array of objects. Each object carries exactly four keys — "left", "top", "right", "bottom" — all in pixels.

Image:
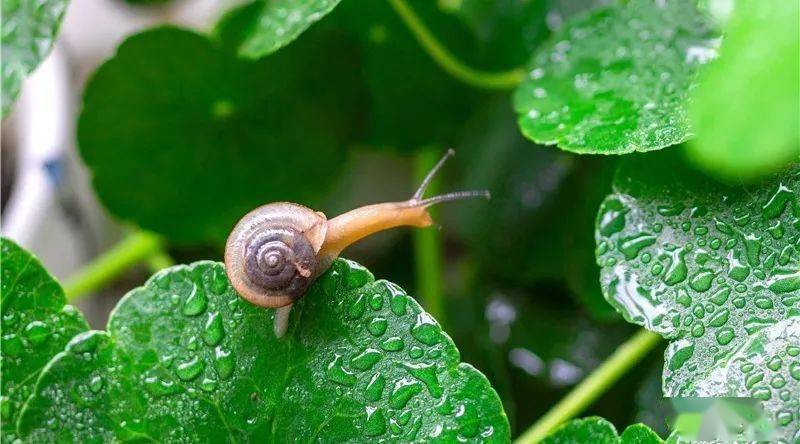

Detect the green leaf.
[
  {"left": 78, "top": 26, "right": 364, "bottom": 245},
  {"left": 0, "top": 238, "right": 88, "bottom": 441},
  {"left": 513, "top": 0, "right": 716, "bottom": 154},
  {"left": 1, "top": 0, "right": 68, "bottom": 115},
  {"left": 234, "top": 0, "right": 343, "bottom": 58},
  {"left": 595, "top": 152, "right": 800, "bottom": 440},
  {"left": 335, "top": 0, "right": 482, "bottom": 150},
  {"left": 543, "top": 416, "right": 663, "bottom": 443},
  {"left": 19, "top": 259, "right": 509, "bottom": 441},
  {"left": 687, "top": 0, "right": 799, "bottom": 181}
]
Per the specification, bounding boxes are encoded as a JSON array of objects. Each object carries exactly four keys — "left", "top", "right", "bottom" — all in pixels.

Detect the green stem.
[
  {"left": 64, "top": 231, "right": 166, "bottom": 302},
  {"left": 515, "top": 329, "right": 662, "bottom": 443},
  {"left": 387, "top": 0, "right": 525, "bottom": 90},
  {"left": 146, "top": 250, "right": 175, "bottom": 273},
  {"left": 412, "top": 148, "right": 446, "bottom": 325}
]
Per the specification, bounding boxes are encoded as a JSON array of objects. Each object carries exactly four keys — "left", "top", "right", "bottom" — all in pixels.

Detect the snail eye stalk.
[{"left": 411, "top": 148, "right": 490, "bottom": 207}]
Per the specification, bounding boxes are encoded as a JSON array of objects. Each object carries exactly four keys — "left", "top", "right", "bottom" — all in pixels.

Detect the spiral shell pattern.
[{"left": 243, "top": 227, "right": 315, "bottom": 300}]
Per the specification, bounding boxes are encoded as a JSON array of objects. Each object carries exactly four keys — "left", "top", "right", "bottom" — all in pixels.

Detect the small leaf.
[
  {"left": 687, "top": 0, "right": 800, "bottom": 180},
  {"left": 78, "top": 26, "right": 365, "bottom": 244},
  {"left": 595, "top": 152, "right": 800, "bottom": 439},
  {"left": 19, "top": 259, "right": 509, "bottom": 441},
  {"left": 513, "top": 0, "right": 716, "bottom": 154},
  {"left": 234, "top": 0, "right": 343, "bottom": 59},
  {"left": 543, "top": 416, "right": 663, "bottom": 443},
  {"left": 0, "top": 238, "right": 89, "bottom": 440},
  {"left": 1, "top": 0, "right": 69, "bottom": 115}
]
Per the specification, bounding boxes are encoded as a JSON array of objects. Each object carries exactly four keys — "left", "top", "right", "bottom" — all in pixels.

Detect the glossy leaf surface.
[
  {"left": 542, "top": 416, "right": 662, "bottom": 443},
  {"left": 78, "top": 27, "right": 364, "bottom": 245},
  {"left": 688, "top": 0, "right": 799, "bottom": 180},
  {"left": 1, "top": 0, "right": 68, "bottom": 115},
  {"left": 514, "top": 0, "right": 716, "bottom": 154},
  {"left": 235, "top": 0, "right": 342, "bottom": 58},
  {"left": 595, "top": 152, "right": 800, "bottom": 440},
  {"left": 0, "top": 238, "right": 88, "bottom": 441},
  {"left": 19, "top": 260, "right": 509, "bottom": 441}
]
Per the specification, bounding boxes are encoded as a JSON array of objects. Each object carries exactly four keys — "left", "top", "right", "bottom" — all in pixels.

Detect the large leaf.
[
  {"left": 334, "top": 0, "right": 482, "bottom": 150},
  {"left": 687, "top": 0, "right": 799, "bottom": 180},
  {"left": 595, "top": 152, "right": 800, "bottom": 440},
  {"left": 513, "top": 0, "right": 716, "bottom": 154},
  {"left": 78, "top": 26, "right": 365, "bottom": 245},
  {"left": 0, "top": 238, "right": 88, "bottom": 441},
  {"left": 1, "top": 0, "right": 68, "bottom": 115},
  {"left": 234, "top": 0, "right": 343, "bottom": 59},
  {"left": 542, "top": 416, "right": 663, "bottom": 443},
  {"left": 19, "top": 259, "right": 509, "bottom": 441}
]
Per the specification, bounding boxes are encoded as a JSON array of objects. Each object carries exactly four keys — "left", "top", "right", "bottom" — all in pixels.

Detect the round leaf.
[
  {"left": 595, "top": 152, "right": 800, "bottom": 439},
  {"left": 1, "top": 0, "right": 68, "bottom": 115},
  {"left": 78, "top": 27, "right": 365, "bottom": 245},
  {"left": 687, "top": 0, "right": 800, "bottom": 180},
  {"left": 19, "top": 259, "right": 509, "bottom": 441},
  {"left": 0, "top": 238, "right": 88, "bottom": 440},
  {"left": 235, "top": 0, "right": 343, "bottom": 59},
  {"left": 513, "top": 0, "right": 716, "bottom": 154}
]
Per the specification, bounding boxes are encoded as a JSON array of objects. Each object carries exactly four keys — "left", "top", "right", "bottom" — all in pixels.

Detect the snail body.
[{"left": 224, "top": 150, "right": 487, "bottom": 337}]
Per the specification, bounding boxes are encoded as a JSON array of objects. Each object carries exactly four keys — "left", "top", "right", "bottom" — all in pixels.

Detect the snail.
[{"left": 224, "top": 149, "right": 488, "bottom": 337}]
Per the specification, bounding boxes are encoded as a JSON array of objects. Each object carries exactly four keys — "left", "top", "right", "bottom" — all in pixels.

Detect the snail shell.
[{"left": 224, "top": 203, "right": 327, "bottom": 308}]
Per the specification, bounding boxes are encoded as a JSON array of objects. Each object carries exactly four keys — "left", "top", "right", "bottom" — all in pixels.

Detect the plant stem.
[
  {"left": 387, "top": 0, "right": 525, "bottom": 90},
  {"left": 64, "top": 231, "right": 166, "bottom": 302},
  {"left": 412, "top": 148, "right": 446, "bottom": 325},
  {"left": 515, "top": 329, "right": 662, "bottom": 444}
]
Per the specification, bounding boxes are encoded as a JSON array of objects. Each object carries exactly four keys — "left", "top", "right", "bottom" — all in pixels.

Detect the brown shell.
[{"left": 224, "top": 202, "right": 327, "bottom": 308}]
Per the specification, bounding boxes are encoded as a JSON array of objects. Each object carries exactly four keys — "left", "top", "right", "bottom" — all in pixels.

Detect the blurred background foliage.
[{"left": 5, "top": 0, "right": 797, "bottom": 438}]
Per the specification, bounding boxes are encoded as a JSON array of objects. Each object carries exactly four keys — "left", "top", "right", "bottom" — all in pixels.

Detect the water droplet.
[
  {"left": 327, "top": 354, "right": 356, "bottom": 386},
  {"left": 389, "top": 378, "right": 423, "bottom": 409},
  {"left": 369, "top": 293, "right": 384, "bottom": 310},
  {"left": 789, "top": 362, "right": 800, "bottom": 380},
  {"left": 688, "top": 269, "right": 714, "bottom": 292},
  {"left": 214, "top": 347, "right": 234, "bottom": 379},
  {"left": 411, "top": 313, "right": 440, "bottom": 346},
  {"left": 404, "top": 363, "right": 442, "bottom": 398},
  {"left": 769, "top": 375, "right": 786, "bottom": 389},
  {"left": 203, "top": 312, "right": 224, "bottom": 346},
  {"left": 753, "top": 296, "right": 773, "bottom": 310},
  {"left": 200, "top": 378, "right": 217, "bottom": 392},
  {"left": 367, "top": 318, "right": 388, "bottom": 337},
  {"left": 598, "top": 199, "right": 627, "bottom": 236},
  {"left": 690, "top": 323, "right": 704, "bottom": 337},
  {"left": 183, "top": 285, "right": 207, "bottom": 316},
  {"left": 675, "top": 289, "right": 692, "bottom": 307},
  {"left": 351, "top": 348, "right": 382, "bottom": 371},
  {"left": 708, "top": 308, "right": 729, "bottom": 327},
  {"left": 761, "top": 183, "right": 793, "bottom": 219},
  {"left": 663, "top": 248, "right": 688, "bottom": 285},
  {"left": 143, "top": 372, "right": 182, "bottom": 397},
  {"left": 365, "top": 373, "right": 385, "bottom": 402},
  {"left": 89, "top": 375, "right": 103, "bottom": 393},
  {"left": 176, "top": 356, "right": 204, "bottom": 381},
  {"left": 776, "top": 410, "right": 793, "bottom": 426},
  {"left": 348, "top": 293, "right": 367, "bottom": 319},
  {"left": 744, "top": 371, "right": 764, "bottom": 390},
  {"left": 409, "top": 346, "right": 424, "bottom": 359},
  {"left": 767, "top": 269, "right": 800, "bottom": 293},
  {"left": 23, "top": 321, "right": 50, "bottom": 345},
  {"left": 716, "top": 327, "right": 734, "bottom": 345},
  {"left": 709, "top": 287, "right": 730, "bottom": 305},
  {"left": 364, "top": 406, "right": 386, "bottom": 436},
  {"left": 617, "top": 233, "right": 656, "bottom": 260},
  {"left": 380, "top": 337, "right": 405, "bottom": 352},
  {"left": 390, "top": 294, "right": 407, "bottom": 316}
]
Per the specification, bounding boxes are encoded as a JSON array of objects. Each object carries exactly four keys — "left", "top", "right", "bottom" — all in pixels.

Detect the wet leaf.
[
  {"left": 19, "top": 259, "right": 509, "bottom": 441},
  {"left": 595, "top": 152, "right": 800, "bottom": 440},
  {"left": 1, "top": 0, "right": 68, "bottom": 115},
  {"left": 0, "top": 238, "right": 88, "bottom": 441},
  {"left": 513, "top": 0, "right": 716, "bottom": 154},
  {"left": 542, "top": 416, "right": 663, "bottom": 443},
  {"left": 231, "top": 0, "right": 342, "bottom": 58},
  {"left": 78, "top": 26, "right": 365, "bottom": 245},
  {"left": 687, "top": 0, "right": 799, "bottom": 180}
]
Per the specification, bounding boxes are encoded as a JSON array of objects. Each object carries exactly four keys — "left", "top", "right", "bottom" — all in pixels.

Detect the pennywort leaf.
[
  {"left": 1, "top": 0, "right": 69, "bottom": 115},
  {"left": 18, "top": 259, "right": 509, "bottom": 441},
  {"left": 542, "top": 416, "right": 663, "bottom": 443},
  {"left": 513, "top": 0, "right": 716, "bottom": 154},
  {"left": 0, "top": 238, "right": 89, "bottom": 441},
  {"left": 687, "top": 0, "right": 800, "bottom": 180},
  {"left": 235, "top": 0, "right": 343, "bottom": 59},
  {"left": 595, "top": 152, "right": 799, "bottom": 440},
  {"left": 78, "top": 27, "right": 365, "bottom": 245}
]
